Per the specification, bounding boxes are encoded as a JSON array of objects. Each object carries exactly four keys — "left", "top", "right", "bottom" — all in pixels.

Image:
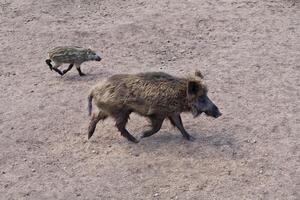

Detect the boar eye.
[{"left": 198, "top": 96, "right": 206, "bottom": 103}]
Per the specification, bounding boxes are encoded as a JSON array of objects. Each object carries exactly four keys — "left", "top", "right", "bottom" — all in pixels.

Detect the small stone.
[
  {"left": 10, "top": 127, "right": 14, "bottom": 130},
  {"left": 1, "top": 171, "right": 6, "bottom": 174},
  {"left": 108, "top": 145, "right": 112, "bottom": 148},
  {"left": 24, "top": 159, "right": 27, "bottom": 162},
  {"left": 30, "top": 90, "right": 34, "bottom": 93},
  {"left": 259, "top": 170, "right": 263, "bottom": 174},
  {"left": 76, "top": 193, "right": 81, "bottom": 196},
  {"left": 92, "top": 150, "right": 96, "bottom": 153},
  {"left": 154, "top": 193, "right": 159, "bottom": 197},
  {"left": 31, "top": 169, "right": 36, "bottom": 172}
]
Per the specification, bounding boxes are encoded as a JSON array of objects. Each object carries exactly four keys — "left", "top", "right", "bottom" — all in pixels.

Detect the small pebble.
[
  {"left": 31, "top": 169, "right": 36, "bottom": 172},
  {"left": 154, "top": 193, "right": 159, "bottom": 197}
]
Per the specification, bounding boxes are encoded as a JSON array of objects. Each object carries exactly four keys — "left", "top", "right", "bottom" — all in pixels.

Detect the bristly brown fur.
[
  {"left": 90, "top": 72, "right": 207, "bottom": 116},
  {"left": 87, "top": 71, "right": 208, "bottom": 142}
]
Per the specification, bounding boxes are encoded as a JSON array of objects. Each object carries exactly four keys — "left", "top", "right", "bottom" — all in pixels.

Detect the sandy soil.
[{"left": 0, "top": 0, "right": 299, "bottom": 199}]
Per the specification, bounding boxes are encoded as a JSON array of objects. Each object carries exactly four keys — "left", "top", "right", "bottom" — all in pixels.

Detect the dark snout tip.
[
  {"left": 214, "top": 112, "right": 222, "bottom": 118},
  {"left": 96, "top": 57, "right": 102, "bottom": 61}
]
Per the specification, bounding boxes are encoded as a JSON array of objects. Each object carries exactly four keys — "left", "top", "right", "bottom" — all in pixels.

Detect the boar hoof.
[
  {"left": 129, "top": 137, "right": 139, "bottom": 143},
  {"left": 185, "top": 135, "right": 195, "bottom": 141}
]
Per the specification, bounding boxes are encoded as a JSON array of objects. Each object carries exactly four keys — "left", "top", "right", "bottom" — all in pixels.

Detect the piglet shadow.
[{"left": 59, "top": 71, "right": 108, "bottom": 83}]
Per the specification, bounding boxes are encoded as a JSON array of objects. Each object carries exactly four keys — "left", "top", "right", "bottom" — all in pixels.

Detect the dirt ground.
[{"left": 0, "top": 0, "right": 299, "bottom": 199}]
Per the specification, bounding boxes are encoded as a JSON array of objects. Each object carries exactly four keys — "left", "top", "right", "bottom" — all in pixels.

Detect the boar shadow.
[{"left": 136, "top": 130, "right": 238, "bottom": 157}]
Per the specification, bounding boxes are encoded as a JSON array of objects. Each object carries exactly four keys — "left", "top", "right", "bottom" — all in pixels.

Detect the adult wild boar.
[{"left": 87, "top": 71, "right": 221, "bottom": 143}]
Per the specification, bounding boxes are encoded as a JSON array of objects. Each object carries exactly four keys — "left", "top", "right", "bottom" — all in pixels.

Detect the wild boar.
[
  {"left": 87, "top": 71, "right": 221, "bottom": 143},
  {"left": 45, "top": 46, "right": 101, "bottom": 76}
]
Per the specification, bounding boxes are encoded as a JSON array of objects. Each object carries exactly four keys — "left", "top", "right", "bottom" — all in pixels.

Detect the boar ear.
[
  {"left": 195, "top": 70, "right": 204, "bottom": 78},
  {"left": 187, "top": 81, "right": 199, "bottom": 96}
]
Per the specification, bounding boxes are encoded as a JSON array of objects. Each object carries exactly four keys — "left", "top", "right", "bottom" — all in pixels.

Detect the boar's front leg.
[
  {"left": 114, "top": 110, "right": 139, "bottom": 143},
  {"left": 141, "top": 115, "right": 164, "bottom": 138},
  {"left": 169, "top": 114, "right": 195, "bottom": 141}
]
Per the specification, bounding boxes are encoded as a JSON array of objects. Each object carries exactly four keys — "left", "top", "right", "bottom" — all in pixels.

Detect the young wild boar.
[
  {"left": 87, "top": 71, "right": 221, "bottom": 143},
  {"left": 45, "top": 46, "right": 101, "bottom": 76}
]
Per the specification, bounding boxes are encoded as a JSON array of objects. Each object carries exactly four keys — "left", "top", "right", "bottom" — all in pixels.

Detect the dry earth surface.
[{"left": 0, "top": 0, "right": 299, "bottom": 199}]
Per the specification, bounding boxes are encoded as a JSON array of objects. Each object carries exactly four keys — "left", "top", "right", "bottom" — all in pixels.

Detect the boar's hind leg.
[
  {"left": 88, "top": 111, "right": 108, "bottom": 139},
  {"left": 141, "top": 115, "right": 164, "bottom": 138},
  {"left": 169, "top": 114, "right": 195, "bottom": 141},
  {"left": 52, "top": 68, "right": 63, "bottom": 76},
  {"left": 63, "top": 63, "right": 74, "bottom": 75},
  {"left": 115, "top": 111, "right": 139, "bottom": 143},
  {"left": 45, "top": 59, "right": 53, "bottom": 70}
]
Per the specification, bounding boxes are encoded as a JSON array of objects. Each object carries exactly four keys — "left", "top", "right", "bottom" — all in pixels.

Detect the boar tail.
[{"left": 88, "top": 93, "right": 93, "bottom": 116}]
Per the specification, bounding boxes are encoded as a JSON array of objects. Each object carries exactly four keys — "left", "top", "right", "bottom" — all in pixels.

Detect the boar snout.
[
  {"left": 205, "top": 105, "right": 222, "bottom": 118},
  {"left": 95, "top": 56, "right": 101, "bottom": 61},
  {"left": 196, "top": 95, "right": 221, "bottom": 118}
]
